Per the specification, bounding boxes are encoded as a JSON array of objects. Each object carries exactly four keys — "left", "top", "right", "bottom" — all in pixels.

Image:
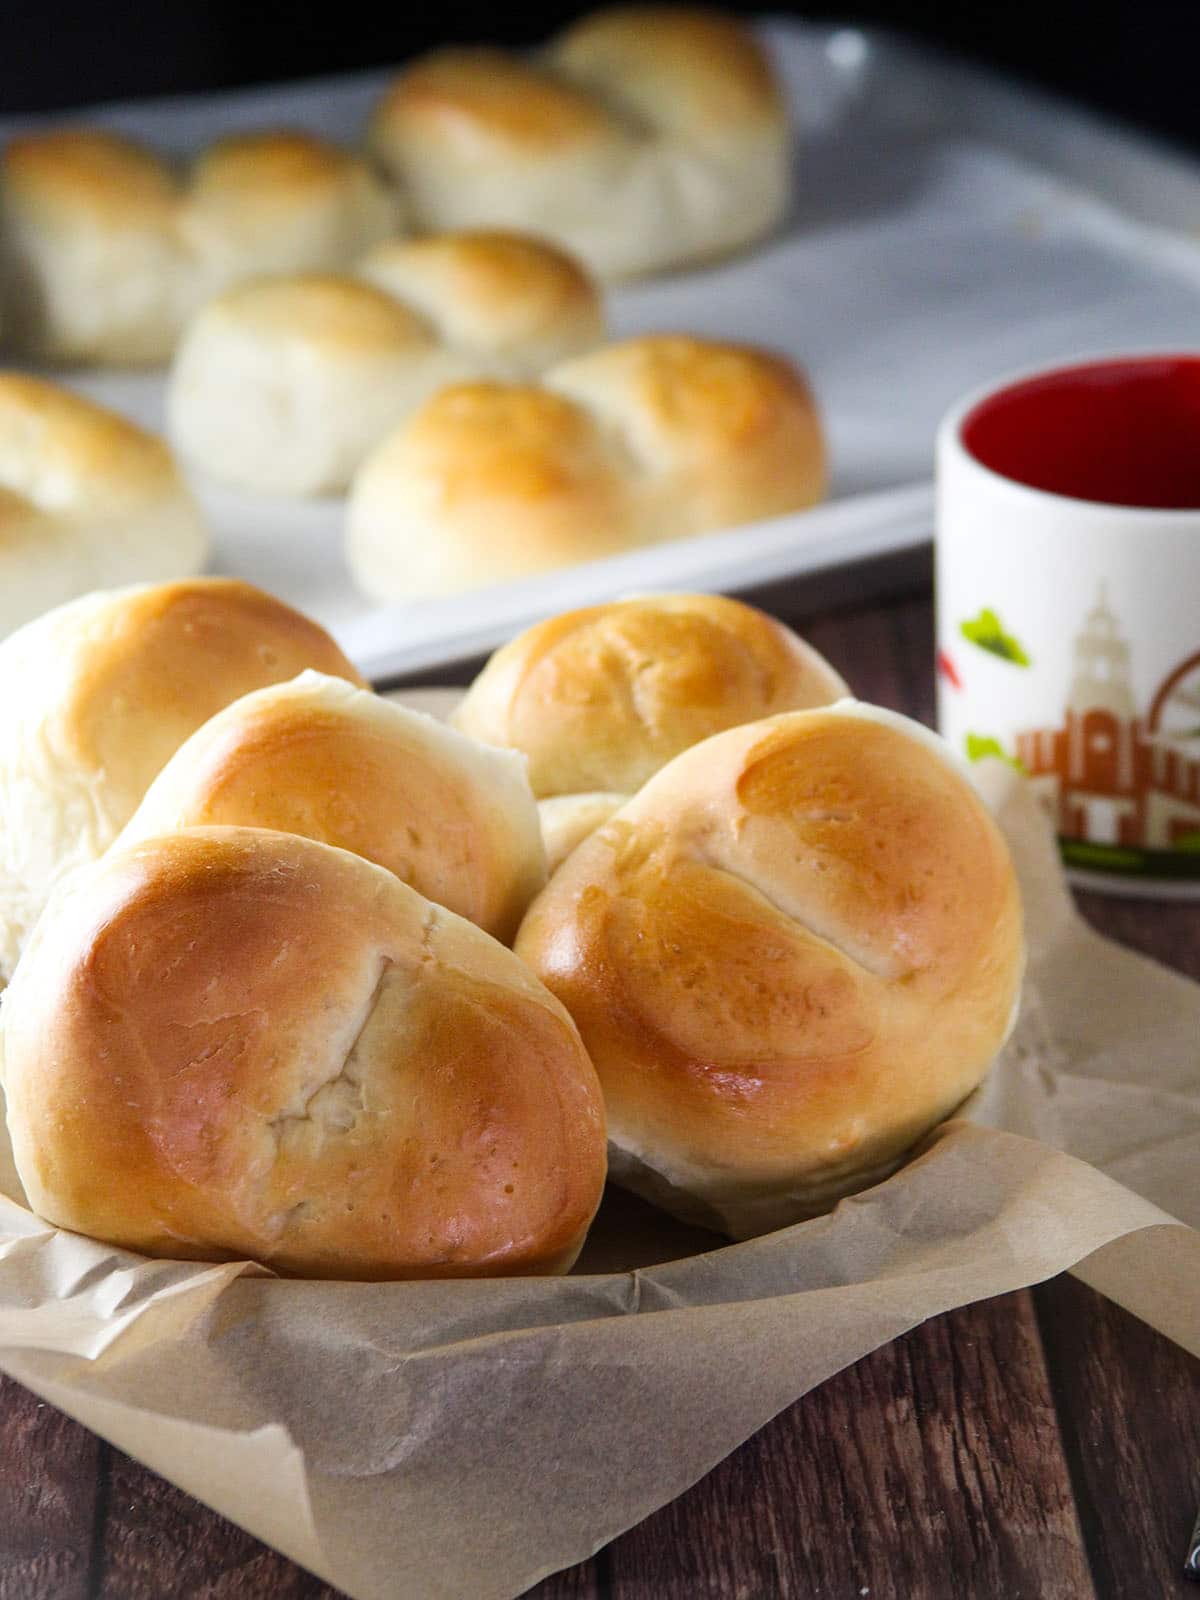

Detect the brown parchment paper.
[{"left": 0, "top": 759, "right": 1197, "bottom": 1600}]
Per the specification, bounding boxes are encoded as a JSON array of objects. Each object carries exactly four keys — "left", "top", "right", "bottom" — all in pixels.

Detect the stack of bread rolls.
[
  {"left": 0, "top": 7, "right": 824, "bottom": 601},
  {"left": 0, "top": 5, "right": 1025, "bottom": 1283},
  {"left": 2, "top": 586, "right": 1022, "bottom": 1282},
  {"left": 0, "top": 578, "right": 606, "bottom": 1278}
]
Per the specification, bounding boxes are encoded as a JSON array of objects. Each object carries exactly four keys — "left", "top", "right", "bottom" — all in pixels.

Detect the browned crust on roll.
[
  {"left": 3, "top": 826, "right": 606, "bottom": 1278},
  {"left": 454, "top": 593, "right": 849, "bottom": 796},
  {"left": 371, "top": 49, "right": 617, "bottom": 155},
  {"left": 515, "top": 706, "right": 1023, "bottom": 1232},
  {"left": 1, "top": 129, "right": 178, "bottom": 225},
  {"left": 0, "top": 371, "right": 184, "bottom": 507},
  {"left": 68, "top": 578, "right": 365, "bottom": 800}
]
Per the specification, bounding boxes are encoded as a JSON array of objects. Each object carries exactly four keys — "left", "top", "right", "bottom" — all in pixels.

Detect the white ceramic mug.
[{"left": 936, "top": 353, "right": 1200, "bottom": 896}]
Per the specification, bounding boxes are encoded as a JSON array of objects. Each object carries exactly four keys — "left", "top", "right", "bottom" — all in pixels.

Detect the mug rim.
[{"left": 938, "top": 346, "right": 1200, "bottom": 523}]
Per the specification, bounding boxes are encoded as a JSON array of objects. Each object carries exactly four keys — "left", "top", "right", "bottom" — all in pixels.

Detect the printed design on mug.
[
  {"left": 958, "top": 607, "right": 1032, "bottom": 667},
  {"left": 1010, "top": 583, "right": 1200, "bottom": 870}
]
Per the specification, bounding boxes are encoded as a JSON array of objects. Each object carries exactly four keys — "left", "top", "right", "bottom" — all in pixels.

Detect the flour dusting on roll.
[
  {"left": 3, "top": 827, "right": 606, "bottom": 1278},
  {"left": 515, "top": 703, "right": 1024, "bottom": 1237}
]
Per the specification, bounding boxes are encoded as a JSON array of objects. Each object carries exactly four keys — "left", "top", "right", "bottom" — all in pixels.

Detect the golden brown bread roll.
[
  {"left": 0, "top": 128, "right": 399, "bottom": 365},
  {"left": 167, "top": 233, "right": 604, "bottom": 495},
  {"left": 0, "top": 373, "right": 208, "bottom": 635},
  {"left": 515, "top": 703, "right": 1024, "bottom": 1237},
  {"left": 345, "top": 337, "right": 826, "bottom": 599},
  {"left": 367, "top": 7, "right": 790, "bottom": 279},
  {"left": 0, "top": 578, "right": 364, "bottom": 981},
  {"left": 453, "top": 593, "right": 849, "bottom": 796},
  {"left": 120, "top": 670, "right": 545, "bottom": 943},
  {"left": 2, "top": 827, "right": 606, "bottom": 1277}
]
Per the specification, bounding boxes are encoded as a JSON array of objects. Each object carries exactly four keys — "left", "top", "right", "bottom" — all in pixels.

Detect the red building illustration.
[{"left": 1015, "top": 586, "right": 1200, "bottom": 849}]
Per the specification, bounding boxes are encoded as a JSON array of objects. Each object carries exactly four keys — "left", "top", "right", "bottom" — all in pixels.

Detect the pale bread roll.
[
  {"left": 120, "top": 671, "right": 546, "bottom": 942},
  {"left": 368, "top": 7, "right": 790, "bottom": 280},
  {"left": 454, "top": 593, "right": 849, "bottom": 796},
  {"left": 345, "top": 337, "right": 826, "bottom": 600},
  {"left": 2, "top": 826, "right": 606, "bottom": 1278},
  {"left": 515, "top": 703, "right": 1024, "bottom": 1237},
  {"left": 0, "top": 128, "right": 399, "bottom": 365},
  {"left": 358, "top": 231, "right": 604, "bottom": 376},
  {"left": 538, "top": 792, "right": 627, "bottom": 873},
  {"left": 167, "top": 234, "right": 603, "bottom": 495},
  {"left": 0, "top": 373, "right": 208, "bottom": 635},
  {"left": 0, "top": 578, "right": 364, "bottom": 980}
]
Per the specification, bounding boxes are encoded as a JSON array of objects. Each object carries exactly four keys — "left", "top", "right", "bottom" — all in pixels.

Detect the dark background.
[{"left": 2, "top": 1, "right": 1196, "bottom": 155}]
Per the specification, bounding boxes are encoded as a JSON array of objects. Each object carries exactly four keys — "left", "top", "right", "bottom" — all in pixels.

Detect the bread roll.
[
  {"left": 454, "top": 593, "right": 848, "bottom": 796},
  {"left": 0, "top": 578, "right": 363, "bottom": 980},
  {"left": 0, "top": 374, "right": 209, "bottom": 636},
  {"left": 3, "top": 827, "right": 606, "bottom": 1277},
  {"left": 345, "top": 337, "right": 826, "bottom": 600},
  {"left": 358, "top": 231, "right": 604, "bottom": 376},
  {"left": 120, "top": 670, "right": 545, "bottom": 942},
  {"left": 167, "top": 234, "right": 603, "bottom": 495},
  {"left": 539, "top": 793, "right": 627, "bottom": 873},
  {"left": 515, "top": 703, "right": 1024, "bottom": 1237},
  {"left": 368, "top": 7, "right": 790, "bottom": 279},
  {"left": 0, "top": 128, "right": 399, "bottom": 365}
]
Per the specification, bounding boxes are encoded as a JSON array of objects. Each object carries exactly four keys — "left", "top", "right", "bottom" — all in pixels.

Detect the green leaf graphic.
[
  {"left": 964, "top": 733, "right": 1026, "bottom": 772},
  {"left": 960, "top": 607, "right": 1031, "bottom": 667}
]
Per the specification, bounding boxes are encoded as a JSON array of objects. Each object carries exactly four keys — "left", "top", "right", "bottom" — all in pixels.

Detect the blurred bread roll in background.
[
  {"left": 368, "top": 7, "right": 790, "bottom": 279},
  {"left": 0, "top": 128, "right": 399, "bottom": 365},
  {"left": 516, "top": 703, "right": 1024, "bottom": 1237},
  {"left": 358, "top": 231, "right": 604, "bottom": 376},
  {"left": 345, "top": 336, "right": 826, "bottom": 600},
  {"left": 167, "top": 233, "right": 603, "bottom": 495},
  {"left": 454, "top": 593, "right": 848, "bottom": 797},
  {"left": 3, "top": 827, "right": 606, "bottom": 1278},
  {"left": 0, "top": 578, "right": 363, "bottom": 980},
  {"left": 120, "top": 671, "right": 545, "bottom": 942},
  {"left": 0, "top": 373, "right": 208, "bottom": 636}
]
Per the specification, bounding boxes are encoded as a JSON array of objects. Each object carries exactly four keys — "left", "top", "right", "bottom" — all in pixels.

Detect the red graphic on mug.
[
  {"left": 937, "top": 648, "right": 963, "bottom": 690},
  {"left": 1014, "top": 584, "right": 1200, "bottom": 850}
]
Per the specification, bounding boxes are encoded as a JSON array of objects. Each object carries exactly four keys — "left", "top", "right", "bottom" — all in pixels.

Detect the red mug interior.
[{"left": 961, "top": 355, "right": 1200, "bottom": 510}]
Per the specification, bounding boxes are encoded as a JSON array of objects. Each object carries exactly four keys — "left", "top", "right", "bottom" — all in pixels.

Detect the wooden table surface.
[{"left": 2, "top": 583, "right": 1198, "bottom": 1600}]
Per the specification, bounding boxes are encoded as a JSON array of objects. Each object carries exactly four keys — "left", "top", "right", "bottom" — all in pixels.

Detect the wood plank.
[
  {"left": 890, "top": 593, "right": 938, "bottom": 729},
  {"left": 605, "top": 1290, "right": 1095, "bottom": 1600},
  {"left": 1034, "top": 1274, "right": 1200, "bottom": 1600},
  {"left": 804, "top": 603, "right": 911, "bottom": 713},
  {"left": 1073, "top": 891, "right": 1200, "bottom": 982},
  {"left": 96, "top": 1443, "right": 338, "bottom": 1600},
  {"left": 0, "top": 1373, "right": 101, "bottom": 1600}
]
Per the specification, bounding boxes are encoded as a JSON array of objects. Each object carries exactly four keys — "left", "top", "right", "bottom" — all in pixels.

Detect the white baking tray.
[{"left": 6, "top": 20, "right": 1200, "bottom": 682}]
